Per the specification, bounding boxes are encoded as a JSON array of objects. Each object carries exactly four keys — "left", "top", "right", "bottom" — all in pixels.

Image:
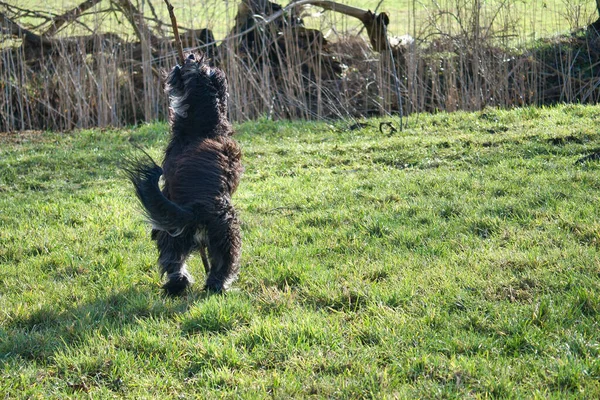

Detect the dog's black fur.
[{"left": 125, "top": 53, "right": 243, "bottom": 295}]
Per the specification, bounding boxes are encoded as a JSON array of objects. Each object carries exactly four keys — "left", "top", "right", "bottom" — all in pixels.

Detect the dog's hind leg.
[
  {"left": 204, "top": 202, "right": 241, "bottom": 292},
  {"left": 155, "top": 230, "right": 195, "bottom": 296}
]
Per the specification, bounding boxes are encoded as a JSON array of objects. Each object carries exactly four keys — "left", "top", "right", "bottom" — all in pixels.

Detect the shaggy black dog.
[{"left": 125, "top": 53, "right": 243, "bottom": 295}]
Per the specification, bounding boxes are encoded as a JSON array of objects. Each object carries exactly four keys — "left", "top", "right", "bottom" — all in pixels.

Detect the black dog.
[{"left": 125, "top": 53, "right": 243, "bottom": 295}]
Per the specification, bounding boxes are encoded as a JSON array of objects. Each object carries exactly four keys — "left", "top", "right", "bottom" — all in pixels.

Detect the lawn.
[{"left": 1, "top": 104, "right": 600, "bottom": 397}]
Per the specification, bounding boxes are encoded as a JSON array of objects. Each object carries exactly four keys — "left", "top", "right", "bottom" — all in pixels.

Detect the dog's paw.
[
  {"left": 163, "top": 273, "right": 193, "bottom": 296},
  {"left": 203, "top": 282, "right": 225, "bottom": 294}
]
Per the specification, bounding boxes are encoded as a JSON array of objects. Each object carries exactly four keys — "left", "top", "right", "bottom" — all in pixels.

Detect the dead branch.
[
  {"left": 224, "top": 0, "right": 392, "bottom": 53},
  {"left": 291, "top": 1, "right": 391, "bottom": 52},
  {"left": 44, "top": 0, "right": 103, "bottom": 36},
  {"left": 111, "top": 0, "right": 159, "bottom": 46},
  {"left": 357, "top": 0, "right": 384, "bottom": 35},
  {"left": 145, "top": 0, "right": 165, "bottom": 36},
  {"left": 0, "top": 1, "right": 58, "bottom": 21},
  {"left": 0, "top": 12, "right": 52, "bottom": 47}
]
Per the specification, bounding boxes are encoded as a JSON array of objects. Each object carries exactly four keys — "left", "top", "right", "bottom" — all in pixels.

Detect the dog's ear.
[
  {"left": 209, "top": 69, "right": 228, "bottom": 115},
  {"left": 165, "top": 65, "right": 184, "bottom": 98}
]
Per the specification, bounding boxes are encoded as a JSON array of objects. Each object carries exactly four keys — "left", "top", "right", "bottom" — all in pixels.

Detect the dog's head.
[{"left": 165, "top": 53, "right": 229, "bottom": 128}]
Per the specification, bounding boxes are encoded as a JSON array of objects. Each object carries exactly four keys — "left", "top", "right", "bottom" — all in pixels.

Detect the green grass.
[{"left": 2, "top": 104, "right": 600, "bottom": 397}]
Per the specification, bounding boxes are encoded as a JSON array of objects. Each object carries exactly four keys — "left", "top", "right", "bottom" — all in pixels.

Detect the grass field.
[{"left": 1, "top": 104, "right": 600, "bottom": 397}]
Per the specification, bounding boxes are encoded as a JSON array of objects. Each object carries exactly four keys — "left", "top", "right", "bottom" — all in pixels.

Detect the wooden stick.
[{"left": 163, "top": 0, "right": 185, "bottom": 65}]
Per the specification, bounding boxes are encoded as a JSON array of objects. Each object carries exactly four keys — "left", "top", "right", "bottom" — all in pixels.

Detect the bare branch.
[
  {"left": 111, "top": 0, "right": 159, "bottom": 45},
  {"left": 145, "top": 0, "right": 165, "bottom": 35},
  {"left": 0, "top": 12, "right": 52, "bottom": 46},
  {"left": 44, "top": 0, "right": 103, "bottom": 36},
  {"left": 223, "top": 0, "right": 391, "bottom": 53},
  {"left": 296, "top": 1, "right": 390, "bottom": 52},
  {"left": 0, "top": 1, "right": 58, "bottom": 21}
]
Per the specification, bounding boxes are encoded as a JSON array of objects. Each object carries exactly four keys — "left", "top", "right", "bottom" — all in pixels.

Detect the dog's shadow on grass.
[{"left": 1, "top": 286, "right": 218, "bottom": 363}]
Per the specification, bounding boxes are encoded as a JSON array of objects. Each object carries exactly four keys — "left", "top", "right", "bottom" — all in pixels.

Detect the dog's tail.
[{"left": 123, "top": 150, "right": 194, "bottom": 235}]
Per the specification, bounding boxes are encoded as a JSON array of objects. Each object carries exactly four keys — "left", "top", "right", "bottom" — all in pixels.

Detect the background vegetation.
[
  {"left": 8, "top": 0, "right": 594, "bottom": 40},
  {"left": 1, "top": 104, "right": 599, "bottom": 397},
  {"left": 1, "top": 0, "right": 599, "bottom": 131}
]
